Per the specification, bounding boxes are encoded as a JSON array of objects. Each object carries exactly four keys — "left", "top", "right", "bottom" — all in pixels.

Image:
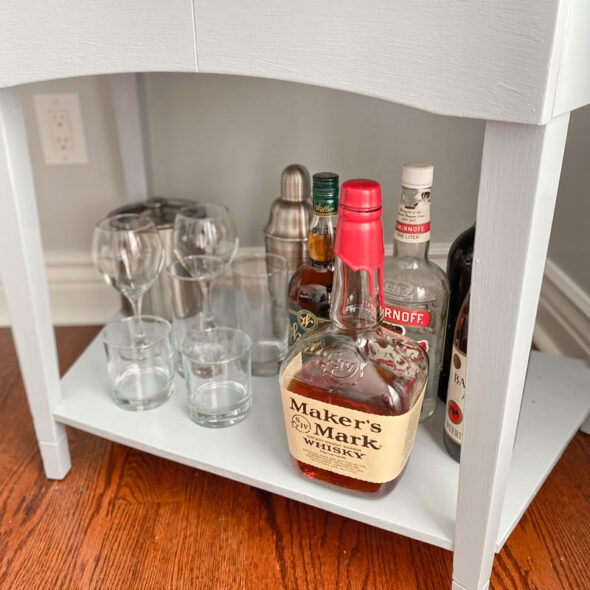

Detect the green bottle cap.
[{"left": 312, "top": 172, "right": 339, "bottom": 215}]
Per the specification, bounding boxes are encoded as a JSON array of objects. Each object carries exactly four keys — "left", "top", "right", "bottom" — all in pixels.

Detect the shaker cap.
[
  {"left": 401, "top": 163, "right": 434, "bottom": 189},
  {"left": 281, "top": 164, "right": 311, "bottom": 202}
]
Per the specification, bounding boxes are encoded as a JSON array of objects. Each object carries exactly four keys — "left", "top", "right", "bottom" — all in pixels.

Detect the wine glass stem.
[
  {"left": 128, "top": 294, "right": 143, "bottom": 318},
  {"left": 200, "top": 279, "right": 215, "bottom": 327},
  {"left": 128, "top": 295, "right": 146, "bottom": 341}
]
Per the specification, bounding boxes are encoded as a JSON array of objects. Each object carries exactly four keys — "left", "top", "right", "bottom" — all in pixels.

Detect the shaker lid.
[
  {"left": 264, "top": 164, "right": 312, "bottom": 240},
  {"left": 108, "top": 197, "right": 194, "bottom": 228},
  {"left": 281, "top": 164, "right": 311, "bottom": 202}
]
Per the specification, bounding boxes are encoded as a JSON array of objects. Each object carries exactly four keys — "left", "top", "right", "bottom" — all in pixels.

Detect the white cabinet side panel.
[
  {"left": 195, "top": 0, "right": 561, "bottom": 124},
  {"left": 1, "top": 1, "right": 197, "bottom": 88},
  {"left": 553, "top": 0, "right": 590, "bottom": 117},
  {"left": 452, "top": 115, "right": 570, "bottom": 590}
]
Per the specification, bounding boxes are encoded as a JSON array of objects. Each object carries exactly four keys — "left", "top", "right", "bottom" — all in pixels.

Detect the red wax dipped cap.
[
  {"left": 340, "top": 179, "right": 382, "bottom": 211},
  {"left": 335, "top": 178, "right": 384, "bottom": 275}
]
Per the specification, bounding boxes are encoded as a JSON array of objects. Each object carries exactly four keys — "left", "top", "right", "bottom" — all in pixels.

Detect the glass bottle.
[
  {"left": 382, "top": 163, "right": 450, "bottom": 421},
  {"left": 279, "top": 179, "right": 428, "bottom": 497},
  {"left": 288, "top": 172, "right": 339, "bottom": 346},
  {"left": 439, "top": 223, "right": 475, "bottom": 401},
  {"left": 443, "top": 290, "right": 470, "bottom": 462}
]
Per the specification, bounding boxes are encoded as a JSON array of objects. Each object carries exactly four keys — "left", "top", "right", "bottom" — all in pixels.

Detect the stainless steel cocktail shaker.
[{"left": 263, "top": 164, "right": 312, "bottom": 276}]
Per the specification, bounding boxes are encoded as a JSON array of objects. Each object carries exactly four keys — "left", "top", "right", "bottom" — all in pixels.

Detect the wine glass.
[
  {"left": 172, "top": 203, "right": 238, "bottom": 264},
  {"left": 92, "top": 213, "right": 163, "bottom": 319},
  {"left": 167, "top": 255, "right": 228, "bottom": 374}
]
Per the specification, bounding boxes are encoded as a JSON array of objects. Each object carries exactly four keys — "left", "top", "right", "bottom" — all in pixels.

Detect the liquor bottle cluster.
[
  {"left": 278, "top": 163, "right": 473, "bottom": 493},
  {"left": 280, "top": 179, "right": 429, "bottom": 496}
]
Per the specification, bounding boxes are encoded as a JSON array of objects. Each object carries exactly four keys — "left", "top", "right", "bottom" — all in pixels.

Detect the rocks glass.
[
  {"left": 102, "top": 315, "right": 174, "bottom": 411},
  {"left": 182, "top": 327, "right": 252, "bottom": 427}
]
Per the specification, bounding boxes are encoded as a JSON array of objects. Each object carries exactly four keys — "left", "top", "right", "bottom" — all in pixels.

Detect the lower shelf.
[{"left": 55, "top": 336, "right": 589, "bottom": 552}]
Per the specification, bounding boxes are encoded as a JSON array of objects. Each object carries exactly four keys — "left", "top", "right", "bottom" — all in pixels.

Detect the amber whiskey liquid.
[{"left": 287, "top": 351, "right": 417, "bottom": 495}]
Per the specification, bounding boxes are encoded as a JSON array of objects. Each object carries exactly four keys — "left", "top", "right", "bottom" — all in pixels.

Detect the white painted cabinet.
[{"left": 1, "top": 3, "right": 589, "bottom": 590}]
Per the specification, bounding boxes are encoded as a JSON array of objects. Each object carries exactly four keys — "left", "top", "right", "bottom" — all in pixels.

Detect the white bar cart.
[{"left": 1, "top": 3, "right": 589, "bottom": 589}]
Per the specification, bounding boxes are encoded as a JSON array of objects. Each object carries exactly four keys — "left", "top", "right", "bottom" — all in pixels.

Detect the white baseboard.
[
  {"left": 533, "top": 259, "right": 590, "bottom": 359},
  {"left": 1, "top": 247, "right": 589, "bottom": 361},
  {"left": 0, "top": 250, "right": 119, "bottom": 326}
]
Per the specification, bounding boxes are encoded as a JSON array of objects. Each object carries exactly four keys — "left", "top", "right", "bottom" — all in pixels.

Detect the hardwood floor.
[{"left": 0, "top": 326, "right": 588, "bottom": 590}]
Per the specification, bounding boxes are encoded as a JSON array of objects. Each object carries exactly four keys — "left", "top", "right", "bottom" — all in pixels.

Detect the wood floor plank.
[{"left": 0, "top": 326, "right": 588, "bottom": 590}]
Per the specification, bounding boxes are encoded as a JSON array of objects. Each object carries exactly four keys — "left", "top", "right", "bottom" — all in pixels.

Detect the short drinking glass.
[
  {"left": 182, "top": 327, "right": 252, "bottom": 427},
  {"left": 102, "top": 315, "right": 174, "bottom": 411}
]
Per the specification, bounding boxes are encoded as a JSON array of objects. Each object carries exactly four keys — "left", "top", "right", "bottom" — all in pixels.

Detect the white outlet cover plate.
[{"left": 33, "top": 93, "right": 88, "bottom": 165}]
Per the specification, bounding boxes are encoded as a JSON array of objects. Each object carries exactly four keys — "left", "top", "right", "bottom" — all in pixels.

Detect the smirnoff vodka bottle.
[{"left": 383, "top": 164, "right": 450, "bottom": 421}]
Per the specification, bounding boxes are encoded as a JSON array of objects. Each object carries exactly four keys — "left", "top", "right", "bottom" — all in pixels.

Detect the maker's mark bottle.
[{"left": 279, "top": 179, "right": 429, "bottom": 497}]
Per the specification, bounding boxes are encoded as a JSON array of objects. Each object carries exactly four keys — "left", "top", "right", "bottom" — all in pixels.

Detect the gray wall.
[
  {"left": 548, "top": 107, "right": 590, "bottom": 290},
  {"left": 145, "top": 73, "right": 483, "bottom": 248},
  {"left": 16, "top": 72, "right": 590, "bottom": 293}
]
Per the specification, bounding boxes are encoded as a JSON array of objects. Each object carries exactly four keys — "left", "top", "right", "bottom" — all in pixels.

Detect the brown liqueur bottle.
[
  {"left": 280, "top": 179, "right": 429, "bottom": 497},
  {"left": 443, "top": 290, "right": 470, "bottom": 462},
  {"left": 288, "top": 173, "right": 339, "bottom": 346},
  {"left": 439, "top": 223, "right": 474, "bottom": 401}
]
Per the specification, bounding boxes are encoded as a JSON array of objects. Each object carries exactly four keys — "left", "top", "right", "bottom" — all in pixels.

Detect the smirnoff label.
[
  {"left": 280, "top": 355, "right": 425, "bottom": 483},
  {"left": 383, "top": 304, "right": 431, "bottom": 327},
  {"left": 382, "top": 305, "right": 431, "bottom": 352},
  {"left": 444, "top": 346, "right": 466, "bottom": 445},
  {"left": 394, "top": 193, "right": 431, "bottom": 243}
]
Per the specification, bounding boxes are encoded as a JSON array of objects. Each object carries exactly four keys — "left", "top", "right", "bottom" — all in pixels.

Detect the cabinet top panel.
[
  {"left": 1, "top": 0, "right": 197, "bottom": 86},
  {"left": 3, "top": 0, "right": 588, "bottom": 124}
]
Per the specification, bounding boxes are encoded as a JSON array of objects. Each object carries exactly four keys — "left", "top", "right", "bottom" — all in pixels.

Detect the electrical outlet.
[{"left": 34, "top": 93, "right": 88, "bottom": 165}]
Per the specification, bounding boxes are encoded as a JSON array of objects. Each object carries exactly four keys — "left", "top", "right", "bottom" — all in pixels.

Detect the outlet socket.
[{"left": 34, "top": 93, "right": 88, "bottom": 165}]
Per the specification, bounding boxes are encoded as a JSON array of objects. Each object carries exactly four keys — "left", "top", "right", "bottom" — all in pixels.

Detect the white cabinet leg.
[
  {"left": 452, "top": 115, "right": 570, "bottom": 590},
  {"left": 0, "top": 87, "right": 71, "bottom": 479}
]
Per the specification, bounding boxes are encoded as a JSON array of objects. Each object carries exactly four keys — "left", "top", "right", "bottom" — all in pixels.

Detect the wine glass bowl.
[
  {"left": 173, "top": 203, "right": 238, "bottom": 264},
  {"left": 92, "top": 213, "right": 163, "bottom": 318}
]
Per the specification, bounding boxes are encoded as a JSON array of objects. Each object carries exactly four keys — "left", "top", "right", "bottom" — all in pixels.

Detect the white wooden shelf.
[{"left": 54, "top": 337, "right": 589, "bottom": 552}]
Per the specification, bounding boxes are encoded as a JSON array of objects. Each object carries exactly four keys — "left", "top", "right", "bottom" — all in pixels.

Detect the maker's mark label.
[{"left": 280, "top": 356, "right": 425, "bottom": 483}]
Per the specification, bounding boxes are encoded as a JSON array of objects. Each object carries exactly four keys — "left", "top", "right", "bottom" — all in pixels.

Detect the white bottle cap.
[{"left": 401, "top": 163, "right": 434, "bottom": 189}]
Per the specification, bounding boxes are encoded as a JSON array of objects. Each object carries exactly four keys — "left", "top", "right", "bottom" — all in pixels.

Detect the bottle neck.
[
  {"left": 308, "top": 213, "right": 337, "bottom": 266},
  {"left": 393, "top": 239, "right": 429, "bottom": 259},
  {"left": 393, "top": 185, "right": 431, "bottom": 260},
  {"left": 330, "top": 258, "right": 383, "bottom": 330}
]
